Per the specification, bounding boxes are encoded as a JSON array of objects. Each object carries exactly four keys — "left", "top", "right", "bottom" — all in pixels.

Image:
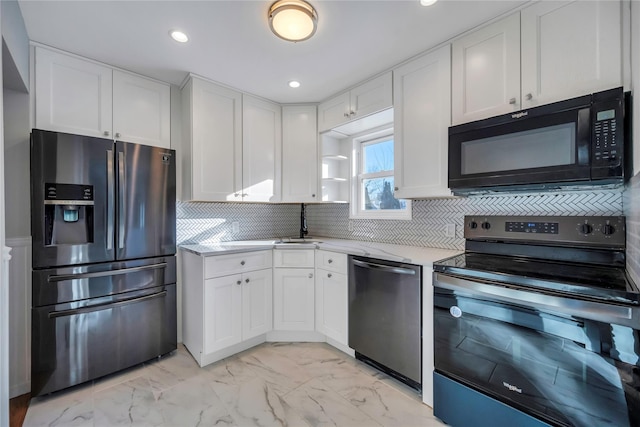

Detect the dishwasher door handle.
[{"left": 352, "top": 259, "right": 416, "bottom": 275}]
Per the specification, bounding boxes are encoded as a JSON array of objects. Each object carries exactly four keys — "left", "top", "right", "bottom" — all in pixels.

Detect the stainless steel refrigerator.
[{"left": 30, "top": 129, "right": 177, "bottom": 396}]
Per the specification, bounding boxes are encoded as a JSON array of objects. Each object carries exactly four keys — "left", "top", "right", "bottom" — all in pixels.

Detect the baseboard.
[
  {"left": 325, "top": 337, "right": 355, "bottom": 357},
  {"left": 187, "top": 334, "right": 267, "bottom": 367},
  {"left": 266, "top": 330, "right": 325, "bottom": 342}
]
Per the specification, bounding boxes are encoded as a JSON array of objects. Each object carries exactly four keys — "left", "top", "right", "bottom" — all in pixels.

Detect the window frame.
[{"left": 349, "top": 126, "right": 411, "bottom": 220}]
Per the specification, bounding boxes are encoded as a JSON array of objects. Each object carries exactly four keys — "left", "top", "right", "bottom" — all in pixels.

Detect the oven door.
[
  {"left": 433, "top": 272, "right": 640, "bottom": 427},
  {"left": 448, "top": 102, "right": 592, "bottom": 192}
]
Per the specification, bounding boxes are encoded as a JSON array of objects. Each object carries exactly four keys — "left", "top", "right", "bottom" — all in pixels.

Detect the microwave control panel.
[{"left": 593, "top": 107, "right": 618, "bottom": 163}]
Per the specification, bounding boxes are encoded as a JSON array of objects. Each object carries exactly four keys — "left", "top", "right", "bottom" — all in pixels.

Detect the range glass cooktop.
[{"left": 434, "top": 252, "right": 638, "bottom": 306}]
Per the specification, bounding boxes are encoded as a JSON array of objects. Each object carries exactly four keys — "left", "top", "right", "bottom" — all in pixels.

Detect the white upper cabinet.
[
  {"left": 242, "top": 95, "right": 281, "bottom": 202},
  {"left": 112, "top": 70, "right": 171, "bottom": 147},
  {"left": 281, "top": 105, "right": 318, "bottom": 203},
  {"left": 393, "top": 45, "right": 451, "bottom": 199},
  {"left": 182, "top": 76, "right": 243, "bottom": 201},
  {"left": 34, "top": 46, "right": 171, "bottom": 147},
  {"left": 318, "top": 72, "right": 392, "bottom": 132},
  {"left": 520, "top": 0, "right": 621, "bottom": 108},
  {"left": 452, "top": 1, "right": 622, "bottom": 125},
  {"left": 35, "top": 47, "right": 113, "bottom": 139},
  {"left": 452, "top": 13, "right": 520, "bottom": 124}
]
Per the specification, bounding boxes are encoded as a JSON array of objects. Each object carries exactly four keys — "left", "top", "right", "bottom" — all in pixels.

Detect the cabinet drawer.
[
  {"left": 205, "top": 250, "right": 272, "bottom": 279},
  {"left": 315, "top": 250, "right": 347, "bottom": 274},
  {"left": 273, "top": 249, "right": 315, "bottom": 268}
]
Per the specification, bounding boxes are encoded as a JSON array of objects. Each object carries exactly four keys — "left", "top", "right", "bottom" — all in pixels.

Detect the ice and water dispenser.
[{"left": 43, "top": 183, "right": 94, "bottom": 245}]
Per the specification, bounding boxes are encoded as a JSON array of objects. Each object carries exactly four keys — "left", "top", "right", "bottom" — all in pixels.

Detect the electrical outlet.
[
  {"left": 232, "top": 221, "right": 240, "bottom": 233},
  {"left": 445, "top": 223, "right": 456, "bottom": 238}
]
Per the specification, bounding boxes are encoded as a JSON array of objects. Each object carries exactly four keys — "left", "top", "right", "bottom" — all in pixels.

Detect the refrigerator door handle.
[
  {"left": 118, "top": 151, "right": 126, "bottom": 249},
  {"left": 107, "top": 149, "right": 114, "bottom": 250},
  {"left": 48, "top": 290, "right": 168, "bottom": 318},
  {"left": 47, "top": 262, "right": 168, "bottom": 282}
]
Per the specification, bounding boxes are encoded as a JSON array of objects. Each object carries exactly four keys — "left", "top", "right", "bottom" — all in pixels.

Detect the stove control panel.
[{"left": 464, "top": 215, "right": 625, "bottom": 248}]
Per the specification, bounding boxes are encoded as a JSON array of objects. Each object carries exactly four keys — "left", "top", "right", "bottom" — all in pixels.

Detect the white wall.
[
  {"left": 1, "top": 0, "right": 28, "bottom": 92},
  {"left": 4, "top": 88, "right": 29, "bottom": 238}
]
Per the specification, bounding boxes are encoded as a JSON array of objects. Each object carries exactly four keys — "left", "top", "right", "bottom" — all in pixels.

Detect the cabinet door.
[
  {"left": 242, "top": 268, "right": 273, "bottom": 340},
  {"left": 452, "top": 13, "right": 521, "bottom": 124},
  {"left": 315, "top": 269, "right": 348, "bottom": 345},
  {"left": 318, "top": 92, "right": 350, "bottom": 132},
  {"left": 394, "top": 45, "right": 451, "bottom": 199},
  {"left": 273, "top": 268, "right": 315, "bottom": 331},
  {"left": 35, "top": 47, "right": 113, "bottom": 138},
  {"left": 191, "top": 77, "right": 243, "bottom": 201},
  {"left": 350, "top": 72, "right": 393, "bottom": 121},
  {"left": 242, "top": 95, "right": 281, "bottom": 202},
  {"left": 521, "top": 0, "right": 621, "bottom": 109},
  {"left": 273, "top": 249, "right": 315, "bottom": 268},
  {"left": 204, "top": 274, "right": 242, "bottom": 353},
  {"left": 281, "top": 106, "right": 319, "bottom": 202},
  {"left": 112, "top": 70, "right": 171, "bottom": 148}
]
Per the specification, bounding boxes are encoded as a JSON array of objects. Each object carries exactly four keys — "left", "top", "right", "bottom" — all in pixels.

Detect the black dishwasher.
[{"left": 348, "top": 255, "right": 422, "bottom": 391}]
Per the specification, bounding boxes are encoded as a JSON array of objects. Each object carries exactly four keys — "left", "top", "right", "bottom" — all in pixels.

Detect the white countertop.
[{"left": 180, "top": 238, "right": 461, "bottom": 267}]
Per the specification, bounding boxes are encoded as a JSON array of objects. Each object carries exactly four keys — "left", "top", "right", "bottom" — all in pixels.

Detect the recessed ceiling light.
[
  {"left": 169, "top": 30, "right": 189, "bottom": 43},
  {"left": 288, "top": 80, "right": 301, "bottom": 88},
  {"left": 420, "top": 0, "right": 438, "bottom": 6}
]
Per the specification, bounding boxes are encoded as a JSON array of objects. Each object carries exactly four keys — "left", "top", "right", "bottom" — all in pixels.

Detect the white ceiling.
[{"left": 18, "top": 0, "right": 528, "bottom": 104}]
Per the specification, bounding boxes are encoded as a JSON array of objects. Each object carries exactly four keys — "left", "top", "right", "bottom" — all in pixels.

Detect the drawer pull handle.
[
  {"left": 236, "top": 280, "right": 241, "bottom": 285},
  {"left": 245, "top": 278, "right": 250, "bottom": 283},
  {"left": 327, "top": 273, "right": 332, "bottom": 278},
  {"left": 240, "top": 261, "right": 246, "bottom": 266},
  {"left": 328, "top": 259, "right": 333, "bottom": 264},
  {"left": 308, "top": 273, "right": 313, "bottom": 279}
]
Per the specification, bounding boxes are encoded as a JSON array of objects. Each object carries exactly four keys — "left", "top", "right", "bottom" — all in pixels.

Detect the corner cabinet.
[
  {"left": 34, "top": 46, "right": 170, "bottom": 148},
  {"left": 393, "top": 45, "right": 451, "bottom": 199},
  {"left": 318, "top": 72, "right": 393, "bottom": 132},
  {"left": 272, "top": 249, "right": 315, "bottom": 331},
  {"left": 452, "top": 0, "right": 622, "bottom": 124},
  {"left": 281, "top": 105, "right": 319, "bottom": 202},
  {"left": 181, "top": 249, "right": 273, "bottom": 367}
]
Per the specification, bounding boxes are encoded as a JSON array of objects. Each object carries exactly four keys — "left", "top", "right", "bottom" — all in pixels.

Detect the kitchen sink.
[{"left": 276, "top": 237, "right": 323, "bottom": 244}]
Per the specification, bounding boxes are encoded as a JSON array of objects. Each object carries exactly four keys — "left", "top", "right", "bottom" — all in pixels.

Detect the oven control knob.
[
  {"left": 602, "top": 224, "right": 616, "bottom": 236},
  {"left": 579, "top": 224, "right": 593, "bottom": 235},
  {"left": 468, "top": 221, "right": 478, "bottom": 229},
  {"left": 481, "top": 222, "right": 491, "bottom": 230}
]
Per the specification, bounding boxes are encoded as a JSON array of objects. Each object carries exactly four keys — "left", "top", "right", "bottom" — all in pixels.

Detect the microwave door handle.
[
  {"left": 106, "top": 150, "right": 114, "bottom": 250},
  {"left": 118, "top": 151, "right": 126, "bottom": 249},
  {"left": 576, "top": 107, "right": 591, "bottom": 165}
]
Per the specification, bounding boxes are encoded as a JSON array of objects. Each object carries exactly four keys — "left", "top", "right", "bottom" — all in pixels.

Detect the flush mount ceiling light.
[
  {"left": 420, "top": 0, "right": 438, "bottom": 6},
  {"left": 288, "top": 80, "right": 301, "bottom": 88},
  {"left": 269, "top": 0, "right": 318, "bottom": 42},
  {"left": 169, "top": 30, "right": 189, "bottom": 43}
]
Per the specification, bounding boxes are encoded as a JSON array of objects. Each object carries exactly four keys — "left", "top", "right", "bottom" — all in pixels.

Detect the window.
[{"left": 351, "top": 128, "right": 411, "bottom": 220}]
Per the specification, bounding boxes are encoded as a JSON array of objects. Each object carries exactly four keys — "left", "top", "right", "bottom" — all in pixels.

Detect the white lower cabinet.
[
  {"left": 272, "top": 249, "right": 315, "bottom": 331},
  {"left": 315, "top": 251, "right": 348, "bottom": 347},
  {"left": 182, "top": 249, "right": 272, "bottom": 366}
]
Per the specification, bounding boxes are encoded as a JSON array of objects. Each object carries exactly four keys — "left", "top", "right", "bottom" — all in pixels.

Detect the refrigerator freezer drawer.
[{"left": 31, "top": 283, "right": 177, "bottom": 396}]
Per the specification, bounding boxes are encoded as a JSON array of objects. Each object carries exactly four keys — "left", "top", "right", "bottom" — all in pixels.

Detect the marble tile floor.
[{"left": 23, "top": 342, "right": 447, "bottom": 427}]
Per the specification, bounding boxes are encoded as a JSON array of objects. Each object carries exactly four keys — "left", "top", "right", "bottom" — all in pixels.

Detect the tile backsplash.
[{"left": 178, "top": 189, "right": 624, "bottom": 252}]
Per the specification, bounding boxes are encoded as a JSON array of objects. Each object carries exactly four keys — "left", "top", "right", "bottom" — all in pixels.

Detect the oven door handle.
[
  {"left": 47, "top": 262, "right": 167, "bottom": 282},
  {"left": 434, "top": 272, "right": 637, "bottom": 328},
  {"left": 48, "top": 290, "right": 167, "bottom": 318},
  {"left": 352, "top": 259, "right": 416, "bottom": 275}
]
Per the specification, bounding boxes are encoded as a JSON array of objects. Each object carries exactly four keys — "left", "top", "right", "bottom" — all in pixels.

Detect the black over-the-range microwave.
[{"left": 448, "top": 87, "right": 631, "bottom": 195}]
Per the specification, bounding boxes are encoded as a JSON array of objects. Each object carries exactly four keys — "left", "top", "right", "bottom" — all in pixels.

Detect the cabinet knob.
[
  {"left": 328, "top": 259, "right": 333, "bottom": 264},
  {"left": 509, "top": 98, "right": 517, "bottom": 105},
  {"left": 236, "top": 280, "right": 241, "bottom": 285},
  {"left": 525, "top": 93, "right": 533, "bottom": 101},
  {"left": 308, "top": 273, "right": 313, "bottom": 279},
  {"left": 350, "top": 111, "right": 356, "bottom": 116},
  {"left": 312, "top": 194, "right": 316, "bottom": 198},
  {"left": 394, "top": 187, "right": 399, "bottom": 191},
  {"left": 234, "top": 193, "right": 240, "bottom": 197},
  {"left": 103, "top": 131, "right": 110, "bottom": 137},
  {"left": 344, "top": 112, "right": 350, "bottom": 118},
  {"left": 242, "top": 193, "right": 248, "bottom": 197},
  {"left": 245, "top": 278, "right": 250, "bottom": 283},
  {"left": 240, "top": 260, "right": 246, "bottom": 266},
  {"left": 115, "top": 132, "right": 121, "bottom": 138},
  {"left": 327, "top": 273, "right": 332, "bottom": 278}
]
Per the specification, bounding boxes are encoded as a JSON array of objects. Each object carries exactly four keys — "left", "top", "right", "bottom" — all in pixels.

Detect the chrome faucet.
[{"left": 300, "top": 203, "right": 308, "bottom": 239}]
